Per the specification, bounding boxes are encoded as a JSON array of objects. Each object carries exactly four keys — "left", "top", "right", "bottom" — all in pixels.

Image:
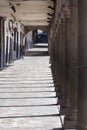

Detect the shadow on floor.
[
  {"left": 0, "top": 104, "right": 57, "bottom": 108},
  {"left": 0, "top": 114, "right": 59, "bottom": 119},
  {"left": 25, "top": 51, "right": 49, "bottom": 56},
  {"left": 0, "top": 96, "right": 56, "bottom": 99},
  {"left": 34, "top": 45, "right": 48, "bottom": 48},
  {"left": 52, "top": 128, "right": 63, "bottom": 130}
]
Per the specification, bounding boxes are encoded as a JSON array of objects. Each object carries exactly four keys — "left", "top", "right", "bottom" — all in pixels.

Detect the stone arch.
[{"left": 24, "top": 26, "right": 50, "bottom": 36}]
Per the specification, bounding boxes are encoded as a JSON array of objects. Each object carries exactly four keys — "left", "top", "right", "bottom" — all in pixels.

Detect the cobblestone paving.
[{"left": 0, "top": 43, "right": 62, "bottom": 130}]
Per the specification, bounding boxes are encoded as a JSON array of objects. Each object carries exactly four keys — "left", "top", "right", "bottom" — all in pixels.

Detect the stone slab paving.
[{"left": 0, "top": 43, "right": 63, "bottom": 130}]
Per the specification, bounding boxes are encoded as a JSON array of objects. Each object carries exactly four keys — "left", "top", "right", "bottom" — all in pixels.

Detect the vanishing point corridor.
[
  {"left": 0, "top": 43, "right": 62, "bottom": 130},
  {"left": 1, "top": 0, "right": 87, "bottom": 129}
]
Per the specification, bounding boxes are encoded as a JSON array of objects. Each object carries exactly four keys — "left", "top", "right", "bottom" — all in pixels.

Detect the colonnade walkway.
[{"left": 0, "top": 43, "right": 63, "bottom": 130}]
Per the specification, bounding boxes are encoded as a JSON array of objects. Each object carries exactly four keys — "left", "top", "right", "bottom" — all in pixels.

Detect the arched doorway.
[
  {"left": 23, "top": 29, "right": 49, "bottom": 56},
  {"left": 24, "top": 29, "right": 48, "bottom": 50}
]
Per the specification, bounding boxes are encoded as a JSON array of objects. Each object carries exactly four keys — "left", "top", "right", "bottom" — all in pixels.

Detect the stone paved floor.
[{"left": 0, "top": 43, "right": 63, "bottom": 130}]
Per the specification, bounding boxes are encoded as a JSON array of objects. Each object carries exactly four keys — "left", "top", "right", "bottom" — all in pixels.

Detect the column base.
[
  {"left": 64, "top": 108, "right": 77, "bottom": 129},
  {"left": 64, "top": 119, "right": 77, "bottom": 129},
  {"left": 64, "top": 108, "right": 77, "bottom": 121}
]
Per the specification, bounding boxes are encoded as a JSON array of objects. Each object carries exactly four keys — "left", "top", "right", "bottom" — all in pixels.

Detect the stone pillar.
[
  {"left": 58, "top": 18, "right": 65, "bottom": 104},
  {"left": 54, "top": 36, "right": 58, "bottom": 80},
  {"left": 64, "top": 0, "right": 78, "bottom": 128},
  {"left": 0, "top": 17, "right": 4, "bottom": 69},
  {"left": 55, "top": 25, "right": 61, "bottom": 97},
  {"left": 18, "top": 31, "right": 21, "bottom": 58},
  {"left": 50, "top": 36, "right": 56, "bottom": 81},
  {"left": 61, "top": 17, "right": 70, "bottom": 113},
  {"left": 17, "top": 23, "right": 21, "bottom": 59},
  {"left": 77, "top": 0, "right": 87, "bottom": 129},
  {"left": 53, "top": 22, "right": 64, "bottom": 98},
  {"left": 49, "top": 38, "right": 53, "bottom": 63},
  {"left": 7, "top": 36, "right": 10, "bottom": 64},
  {"left": 56, "top": 21, "right": 65, "bottom": 100},
  {"left": 52, "top": 37, "right": 58, "bottom": 88},
  {"left": 4, "top": 20, "right": 7, "bottom": 67}
]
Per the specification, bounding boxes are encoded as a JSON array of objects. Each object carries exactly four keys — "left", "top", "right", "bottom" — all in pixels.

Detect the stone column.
[
  {"left": 60, "top": 17, "right": 70, "bottom": 113},
  {"left": 54, "top": 36, "right": 58, "bottom": 91},
  {"left": 50, "top": 36, "right": 56, "bottom": 84},
  {"left": 18, "top": 31, "right": 21, "bottom": 58},
  {"left": 0, "top": 17, "right": 4, "bottom": 69},
  {"left": 7, "top": 36, "right": 10, "bottom": 64},
  {"left": 55, "top": 24, "right": 61, "bottom": 97},
  {"left": 56, "top": 21, "right": 65, "bottom": 100},
  {"left": 52, "top": 36, "right": 59, "bottom": 92},
  {"left": 64, "top": 0, "right": 78, "bottom": 128},
  {"left": 54, "top": 22, "right": 64, "bottom": 99},
  {"left": 77, "top": 0, "right": 87, "bottom": 129},
  {"left": 4, "top": 20, "right": 7, "bottom": 67},
  {"left": 58, "top": 18, "right": 65, "bottom": 104}
]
